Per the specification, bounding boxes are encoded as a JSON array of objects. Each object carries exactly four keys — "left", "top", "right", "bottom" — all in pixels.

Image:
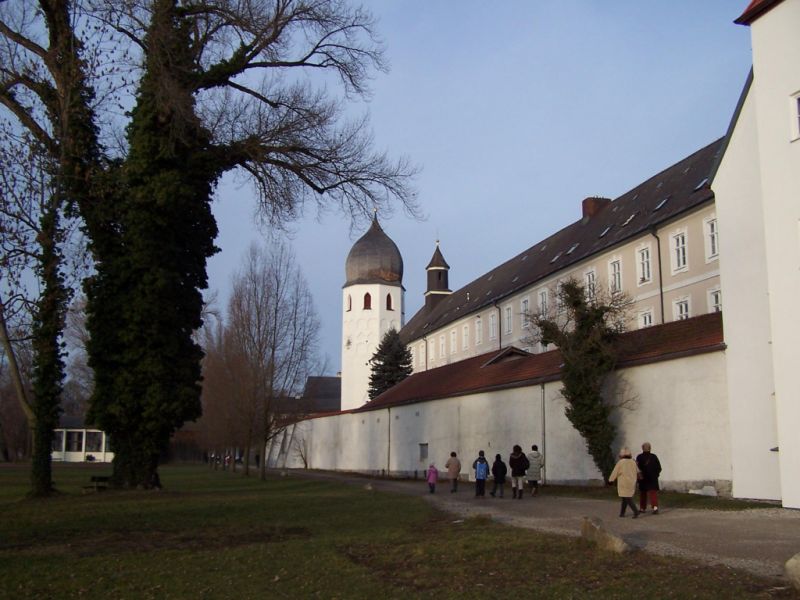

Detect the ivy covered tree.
[
  {"left": 368, "top": 329, "right": 412, "bottom": 400},
  {"left": 1, "top": 0, "right": 416, "bottom": 489},
  {"left": 531, "top": 279, "right": 631, "bottom": 482}
]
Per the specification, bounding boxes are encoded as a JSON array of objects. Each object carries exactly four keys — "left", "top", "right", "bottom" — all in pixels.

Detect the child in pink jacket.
[{"left": 426, "top": 463, "right": 439, "bottom": 494}]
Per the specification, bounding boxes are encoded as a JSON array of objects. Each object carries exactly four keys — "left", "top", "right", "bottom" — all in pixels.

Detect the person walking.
[
  {"left": 426, "top": 463, "right": 438, "bottom": 494},
  {"left": 526, "top": 444, "right": 544, "bottom": 496},
  {"left": 609, "top": 447, "right": 641, "bottom": 518},
  {"left": 636, "top": 442, "right": 663, "bottom": 514},
  {"left": 445, "top": 451, "right": 462, "bottom": 493},
  {"left": 490, "top": 454, "right": 507, "bottom": 498},
  {"left": 472, "top": 450, "right": 490, "bottom": 498},
  {"left": 508, "top": 444, "right": 529, "bottom": 499}
]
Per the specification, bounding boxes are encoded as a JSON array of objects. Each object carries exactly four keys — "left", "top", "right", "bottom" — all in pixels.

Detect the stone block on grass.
[
  {"left": 581, "top": 517, "right": 632, "bottom": 554},
  {"left": 786, "top": 553, "right": 800, "bottom": 591}
]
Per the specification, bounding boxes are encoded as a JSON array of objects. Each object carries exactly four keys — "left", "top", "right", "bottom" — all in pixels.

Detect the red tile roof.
[
  {"left": 357, "top": 312, "right": 724, "bottom": 412},
  {"left": 735, "top": 0, "right": 785, "bottom": 24}
]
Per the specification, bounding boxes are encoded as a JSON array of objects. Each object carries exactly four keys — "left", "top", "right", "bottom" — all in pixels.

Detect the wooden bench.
[{"left": 83, "top": 475, "right": 110, "bottom": 493}]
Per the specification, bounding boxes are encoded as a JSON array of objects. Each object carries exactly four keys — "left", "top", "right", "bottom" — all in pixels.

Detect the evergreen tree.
[
  {"left": 534, "top": 279, "right": 627, "bottom": 482},
  {"left": 368, "top": 329, "right": 412, "bottom": 400}
]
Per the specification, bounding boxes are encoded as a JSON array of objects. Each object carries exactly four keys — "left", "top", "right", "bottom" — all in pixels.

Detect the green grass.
[
  {"left": 540, "top": 484, "right": 778, "bottom": 510},
  {"left": 0, "top": 463, "right": 794, "bottom": 599}
]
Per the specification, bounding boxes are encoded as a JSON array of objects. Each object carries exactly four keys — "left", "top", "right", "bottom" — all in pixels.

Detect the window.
[
  {"left": 386, "top": 293, "right": 393, "bottom": 310},
  {"left": 585, "top": 270, "right": 597, "bottom": 300},
  {"left": 363, "top": 292, "right": 372, "bottom": 310},
  {"left": 475, "top": 316, "right": 483, "bottom": 345},
  {"left": 410, "top": 347, "right": 416, "bottom": 368},
  {"left": 639, "top": 310, "right": 654, "bottom": 328},
  {"left": 52, "top": 431, "right": 64, "bottom": 452},
  {"left": 462, "top": 324, "right": 469, "bottom": 350},
  {"left": 674, "top": 298, "right": 690, "bottom": 321},
  {"left": 556, "top": 282, "right": 566, "bottom": 312},
  {"left": 521, "top": 297, "right": 530, "bottom": 328},
  {"left": 450, "top": 330, "right": 457, "bottom": 354},
  {"left": 86, "top": 432, "right": 103, "bottom": 452},
  {"left": 708, "top": 288, "right": 722, "bottom": 313},
  {"left": 671, "top": 231, "right": 688, "bottom": 273},
  {"left": 66, "top": 431, "right": 83, "bottom": 452},
  {"left": 504, "top": 306, "right": 512, "bottom": 334},
  {"left": 609, "top": 259, "right": 622, "bottom": 293},
  {"left": 637, "top": 246, "right": 651, "bottom": 284},
  {"left": 429, "top": 340, "right": 436, "bottom": 360},
  {"left": 346, "top": 295, "right": 352, "bottom": 312},
  {"left": 439, "top": 335, "right": 445, "bottom": 357},
  {"left": 489, "top": 313, "right": 497, "bottom": 339},
  {"left": 791, "top": 92, "right": 800, "bottom": 141},
  {"left": 419, "top": 443, "right": 429, "bottom": 461},
  {"left": 538, "top": 289, "right": 548, "bottom": 315},
  {"left": 705, "top": 217, "right": 719, "bottom": 261}
]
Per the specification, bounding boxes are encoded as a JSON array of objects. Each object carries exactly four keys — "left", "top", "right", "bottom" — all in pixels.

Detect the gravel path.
[{"left": 293, "top": 470, "right": 800, "bottom": 581}]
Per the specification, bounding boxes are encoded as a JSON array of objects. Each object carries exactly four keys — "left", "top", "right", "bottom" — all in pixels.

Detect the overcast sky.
[{"left": 206, "top": 1, "right": 754, "bottom": 374}]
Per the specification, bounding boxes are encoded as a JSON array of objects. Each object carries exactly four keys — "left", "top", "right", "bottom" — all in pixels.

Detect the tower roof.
[
  {"left": 344, "top": 217, "right": 403, "bottom": 287},
  {"left": 426, "top": 243, "right": 450, "bottom": 270}
]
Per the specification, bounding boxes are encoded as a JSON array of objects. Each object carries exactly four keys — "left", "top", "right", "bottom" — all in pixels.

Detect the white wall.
[
  {"left": 713, "top": 86, "right": 782, "bottom": 500},
  {"left": 277, "top": 350, "right": 733, "bottom": 494},
  {"left": 749, "top": 0, "right": 800, "bottom": 509}
]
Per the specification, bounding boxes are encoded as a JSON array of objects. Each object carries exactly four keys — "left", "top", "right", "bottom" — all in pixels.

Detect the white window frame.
[
  {"left": 521, "top": 297, "right": 530, "bottom": 328},
  {"left": 429, "top": 340, "right": 435, "bottom": 360},
  {"left": 538, "top": 289, "right": 548, "bottom": 316},
  {"left": 638, "top": 309, "right": 654, "bottom": 329},
  {"left": 673, "top": 297, "right": 691, "bottom": 321},
  {"left": 450, "top": 330, "right": 457, "bottom": 354},
  {"left": 462, "top": 324, "right": 469, "bottom": 350},
  {"left": 790, "top": 91, "right": 800, "bottom": 142},
  {"left": 608, "top": 258, "right": 622, "bottom": 294},
  {"left": 670, "top": 229, "right": 688, "bottom": 274},
  {"left": 475, "top": 316, "right": 483, "bottom": 345},
  {"left": 439, "top": 335, "right": 445, "bottom": 357},
  {"left": 636, "top": 244, "right": 652, "bottom": 285},
  {"left": 708, "top": 287, "right": 722, "bottom": 313},
  {"left": 704, "top": 216, "right": 719, "bottom": 262},
  {"left": 504, "top": 305, "right": 513, "bottom": 334},
  {"left": 584, "top": 269, "right": 597, "bottom": 301},
  {"left": 410, "top": 347, "right": 416, "bottom": 369},
  {"left": 489, "top": 313, "right": 497, "bottom": 340}
]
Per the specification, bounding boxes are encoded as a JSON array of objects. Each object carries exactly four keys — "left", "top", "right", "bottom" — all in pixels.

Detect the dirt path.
[{"left": 292, "top": 469, "right": 800, "bottom": 581}]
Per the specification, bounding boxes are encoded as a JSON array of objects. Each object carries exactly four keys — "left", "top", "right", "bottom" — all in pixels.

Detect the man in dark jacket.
[
  {"left": 636, "top": 442, "right": 662, "bottom": 514},
  {"left": 490, "top": 454, "right": 507, "bottom": 498},
  {"left": 508, "top": 444, "right": 529, "bottom": 499}
]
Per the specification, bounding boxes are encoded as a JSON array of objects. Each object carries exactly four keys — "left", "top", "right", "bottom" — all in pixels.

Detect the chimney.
[{"left": 582, "top": 197, "right": 611, "bottom": 219}]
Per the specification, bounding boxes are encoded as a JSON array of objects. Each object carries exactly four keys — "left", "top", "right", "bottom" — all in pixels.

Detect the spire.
[{"left": 424, "top": 241, "right": 451, "bottom": 310}]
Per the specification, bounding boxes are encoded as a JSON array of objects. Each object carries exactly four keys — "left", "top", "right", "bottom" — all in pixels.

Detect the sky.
[{"left": 205, "top": 1, "right": 754, "bottom": 375}]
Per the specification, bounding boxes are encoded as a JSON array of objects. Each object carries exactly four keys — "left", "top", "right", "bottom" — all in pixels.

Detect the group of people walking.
[
  {"left": 425, "top": 445, "right": 544, "bottom": 499},
  {"left": 609, "top": 442, "right": 662, "bottom": 518}
]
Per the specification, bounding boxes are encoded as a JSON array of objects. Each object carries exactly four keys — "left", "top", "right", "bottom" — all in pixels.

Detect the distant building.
[{"left": 51, "top": 415, "right": 113, "bottom": 463}]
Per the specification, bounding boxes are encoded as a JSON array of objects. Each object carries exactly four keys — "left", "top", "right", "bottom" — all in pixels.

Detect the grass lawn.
[{"left": 0, "top": 463, "right": 795, "bottom": 599}]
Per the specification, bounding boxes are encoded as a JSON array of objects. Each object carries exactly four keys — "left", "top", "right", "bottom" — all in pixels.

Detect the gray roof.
[
  {"left": 401, "top": 138, "right": 724, "bottom": 344},
  {"left": 299, "top": 376, "right": 341, "bottom": 413},
  {"left": 344, "top": 217, "right": 403, "bottom": 287}
]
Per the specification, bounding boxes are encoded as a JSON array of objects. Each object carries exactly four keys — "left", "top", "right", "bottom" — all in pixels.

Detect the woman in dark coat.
[
  {"left": 490, "top": 454, "right": 507, "bottom": 498},
  {"left": 636, "top": 442, "right": 662, "bottom": 514},
  {"left": 508, "top": 444, "right": 529, "bottom": 499}
]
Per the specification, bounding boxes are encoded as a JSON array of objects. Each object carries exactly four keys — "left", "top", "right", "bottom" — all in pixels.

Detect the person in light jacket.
[
  {"left": 526, "top": 444, "right": 544, "bottom": 496},
  {"left": 445, "top": 451, "right": 461, "bottom": 493},
  {"left": 608, "top": 447, "right": 641, "bottom": 518}
]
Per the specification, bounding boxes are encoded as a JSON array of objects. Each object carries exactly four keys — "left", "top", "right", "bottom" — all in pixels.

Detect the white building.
[{"left": 271, "top": 0, "right": 800, "bottom": 508}]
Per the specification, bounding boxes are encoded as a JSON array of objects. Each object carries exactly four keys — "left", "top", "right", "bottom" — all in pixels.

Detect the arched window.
[
  {"left": 386, "top": 293, "right": 393, "bottom": 311},
  {"left": 346, "top": 295, "right": 352, "bottom": 312},
  {"left": 363, "top": 292, "right": 372, "bottom": 310}
]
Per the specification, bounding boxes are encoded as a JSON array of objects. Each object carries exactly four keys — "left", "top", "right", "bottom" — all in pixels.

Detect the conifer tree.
[{"left": 368, "top": 329, "right": 412, "bottom": 400}]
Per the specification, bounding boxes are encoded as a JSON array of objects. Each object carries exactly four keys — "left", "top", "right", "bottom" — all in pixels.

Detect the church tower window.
[
  {"left": 386, "top": 293, "right": 393, "bottom": 310},
  {"left": 363, "top": 293, "right": 372, "bottom": 310},
  {"left": 346, "top": 295, "right": 352, "bottom": 311}
]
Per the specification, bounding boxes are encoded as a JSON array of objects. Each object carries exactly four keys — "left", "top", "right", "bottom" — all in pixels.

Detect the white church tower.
[{"left": 341, "top": 217, "right": 405, "bottom": 410}]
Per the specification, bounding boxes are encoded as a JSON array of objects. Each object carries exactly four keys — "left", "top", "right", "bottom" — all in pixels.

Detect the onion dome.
[{"left": 344, "top": 217, "right": 403, "bottom": 286}]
